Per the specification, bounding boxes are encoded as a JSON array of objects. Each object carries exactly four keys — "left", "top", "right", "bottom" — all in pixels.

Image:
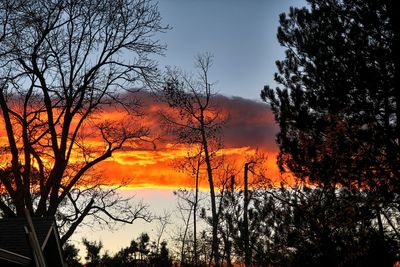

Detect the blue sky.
[
  {"left": 76, "top": 0, "right": 308, "bottom": 258},
  {"left": 155, "top": 0, "right": 306, "bottom": 101}
]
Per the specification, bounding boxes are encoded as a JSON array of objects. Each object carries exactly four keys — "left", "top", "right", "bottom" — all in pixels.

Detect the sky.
[
  {"left": 155, "top": 0, "right": 306, "bottom": 100},
  {"left": 93, "top": 92, "right": 280, "bottom": 189},
  {"left": 66, "top": 0, "right": 308, "bottom": 257}
]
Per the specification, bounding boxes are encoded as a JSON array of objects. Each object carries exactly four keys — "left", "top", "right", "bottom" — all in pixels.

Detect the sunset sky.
[
  {"left": 91, "top": 0, "right": 307, "bottom": 189},
  {"left": 48, "top": 0, "right": 306, "bottom": 257},
  {"left": 92, "top": 92, "right": 279, "bottom": 189},
  {"left": 155, "top": 0, "right": 306, "bottom": 101},
  {"left": 2, "top": 0, "right": 393, "bottom": 264},
  {"left": 0, "top": 0, "right": 307, "bottom": 256},
  {"left": 66, "top": 0, "right": 308, "bottom": 256}
]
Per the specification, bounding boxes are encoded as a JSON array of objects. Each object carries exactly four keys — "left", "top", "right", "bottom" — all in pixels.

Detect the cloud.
[
  {"left": 99, "top": 91, "right": 281, "bottom": 187},
  {"left": 0, "top": 90, "right": 280, "bottom": 188},
  {"left": 121, "top": 91, "right": 279, "bottom": 150},
  {"left": 213, "top": 95, "right": 278, "bottom": 150}
]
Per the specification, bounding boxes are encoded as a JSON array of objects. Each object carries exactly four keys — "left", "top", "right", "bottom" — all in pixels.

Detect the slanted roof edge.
[
  {"left": 40, "top": 220, "right": 66, "bottom": 267},
  {"left": 41, "top": 222, "right": 54, "bottom": 251},
  {"left": 0, "top": 248, "right": 31, "bottom": 266},
  {"left": 51, "top": 225, "right": 66, "bottom": 266}
]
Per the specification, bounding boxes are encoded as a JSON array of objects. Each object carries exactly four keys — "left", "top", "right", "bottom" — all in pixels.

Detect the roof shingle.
[{"left": 0, "top": 217, "right": 55, "bottom": 258}]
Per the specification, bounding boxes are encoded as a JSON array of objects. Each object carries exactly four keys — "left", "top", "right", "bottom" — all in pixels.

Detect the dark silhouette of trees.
[
  {"left": 102, "top": 239, "right": 138, "bottom": 266},
  {"left": 262, "top": 0, "right": 398, "bottom": 192},
  {"left": 83, "top": 238, "right": 103, "bottom": 267},
  {"left": 173, "top": 188, "right": 196, "bottom": 265},
  {"left": 261, "top": 0, "right": 399, "bottom": 265},
  {"left": 153, "top": 211, "right": 172, "bottom": 256},
  {"left": 138, "top": 232, "right": 151, "bottom": 262},
  {"left": 242, "top": 161, "right": 255, "bottom": 267},
  {"left": 63, "top": 242, "right": 82, "bottom": 267},
  {"left": 0, "top": 0, "right": 166, "bottom": 242},
  {"left": 161, "top": 53, "right": 226, "bottom": 266},
  {"left": 172, "top": 148, "right": 204, "bottom": 266},
  {"left": 149, "top": 241, "right": 173, "bottom": 267},
  {"left": 80, "top": 232, "right": 172, "bottom": 267},
  {"left": 219, "top": 179, "right": 399, "bottom": 266},
  {"left": 216, "top": 156, "right": 268, "bottom": 266}
]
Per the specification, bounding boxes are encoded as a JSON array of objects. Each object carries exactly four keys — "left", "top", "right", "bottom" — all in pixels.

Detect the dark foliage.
[
  {"left": 80, "top": 232, "right": 172, "bottom": 267},
  {"left": 63, "top": 242, "right": 82, "bottom": 267},
  {"left": 219, "top": 183, "right": 398, "bottom": 267},
  {"left": 261, "top": 0, "right": 399, "bottom": 265},
  {"left": 149, "top": 241, "right": 173, "bottom": 267},
  {"left": 262, "top": 0, "right": 398, "bottom": 191},
  {"left": 83, "top": 238, "right": 103, "bottom": 267},
  {"left": 0, "top": 0, "right": 162, "bottom": 242}
]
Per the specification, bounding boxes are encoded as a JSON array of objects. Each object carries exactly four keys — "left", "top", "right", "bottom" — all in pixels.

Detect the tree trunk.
[
  {"left": 243, "top": 163, "right": 251, "bottom": 267},
  {"left": 194, "top": 162, "right": 200, "bottom": 266},
  {"left": 200, "top": 118, "right": 219, "bottom": 267}
]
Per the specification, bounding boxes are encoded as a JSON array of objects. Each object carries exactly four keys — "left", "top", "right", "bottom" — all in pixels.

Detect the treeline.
[
  {"left": 68, "top": 178, "right": 398, "bottom": 267},
  {"left": 159, "top": 0, "right": 400, "bottom": 266},
  {"left": 1, "top": 0, "right": 398, "bottom": 266},
  {"left": 226, "top": 183, "right": 398, "bottom": 266},
  {"left": 64, "top": 233, "right": 172, "bottom": 267},
  {"left": 259, "top": 0, "right": 399, "bottom": 266}
]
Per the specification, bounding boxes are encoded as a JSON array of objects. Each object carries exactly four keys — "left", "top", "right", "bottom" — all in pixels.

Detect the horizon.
[
  {"left": 0, "top": 0, "right": 306, "bottom": 260},
  {"left": 2, "top": 0, "right": 395, "bottom": 266}
]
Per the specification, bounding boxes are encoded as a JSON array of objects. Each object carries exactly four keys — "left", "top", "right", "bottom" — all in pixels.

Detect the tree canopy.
[
  {"left": 0, "top": 0, "right": 166, "bottom": 242},
  {"left": 262, "top": 0, "right": 398, "bottom": 191},
  {"left": 261, "top": 0, "right": 399, "bottom": 265}
]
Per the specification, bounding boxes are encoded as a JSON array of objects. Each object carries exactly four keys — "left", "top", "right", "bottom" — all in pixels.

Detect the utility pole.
[{"left": 243, "top": 161, "right": 255, "bottom": 267}]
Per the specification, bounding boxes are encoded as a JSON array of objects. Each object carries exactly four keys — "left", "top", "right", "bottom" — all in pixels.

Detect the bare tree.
[
  {"left": 171, "top": 145, "right": 204, "bottom": 266},
  {"left": 174, "top": 188, "right": 195, "bottom": 265},
  {"left": 161, "top": 53, "right": 226, "bottom": 266},
  {"left": 0, "top": 0, "right": 166, "bottom": 242},
  {"left": 154, "top": 210, "right": 172, "bottom": 254}
]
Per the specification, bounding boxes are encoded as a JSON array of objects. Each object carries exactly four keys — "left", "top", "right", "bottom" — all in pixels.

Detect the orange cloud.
[
  {"left": 0, "top": 92, "right": 280, "bottom": 189},
  {"left": 97, "top": 92, "right": 280, "bottom": 188}
]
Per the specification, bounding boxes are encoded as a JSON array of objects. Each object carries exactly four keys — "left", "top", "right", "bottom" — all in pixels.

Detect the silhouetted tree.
[
  {"left": 173, "top": 188, "right": 195, "bottom": 265},
  {"left": 217, "top": 155, "right": 268, "bottom": 266},
  {"left": 63, "top": 242, "right": 82, "bottom": 267},
  {"left": 103, "top": 239, "right": 139, "bottom": 266},
  {"left": 278, "top": 184, "right": 397, "bottom": 266},
  {"left": 161, "top": 53, "right": 226, "bottom": 266},
  {"left": 262, "top": 0, "right": 399, "bottom": 263},
  {"left": 0, "top": 0, "right": 166, "bottom": 242},
  {"left": 220, "top": 179, "right": 398, "bottom": 266},
  {"left": 262, "top": 0, "right": 397, "bottom": 194},
  {"left": 101, "top": 252, "right": 116, "bottom": 267},
  {"left": 149, "top": 241, "right": 173, "bottom": 267},
  {"left": 137, "top": 232, "right": 150, "bottom": 263},
  {"left": 218, "top": 177, "right": 237, "bottom": 267},
  {"left": 173, "top": 147, "right": 204, "bottom": 266},
  {"left": 154, "top": 210, "right": 172, "bottom": 255},
  {"left": 83, "top": 238, "right": 103, "bottom": 267},
  {"left": 87, "top": 232, "right": 173, "bottom": 267}
]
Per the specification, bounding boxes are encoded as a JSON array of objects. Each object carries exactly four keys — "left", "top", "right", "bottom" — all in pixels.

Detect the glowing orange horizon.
[
  {"left": 97, "top": 145, "right": 279, "bottom": 189},
  {"left": 0, "top": 94, "right": 279, "bottom": 189}
]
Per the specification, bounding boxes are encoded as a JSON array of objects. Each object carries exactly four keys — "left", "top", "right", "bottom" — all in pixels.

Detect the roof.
[
  {"left": 0, "top": 248, "right": 31, "bottom": 266},
  {"left": 0, "top": 217, "right": 55, "bottom": 260}
]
